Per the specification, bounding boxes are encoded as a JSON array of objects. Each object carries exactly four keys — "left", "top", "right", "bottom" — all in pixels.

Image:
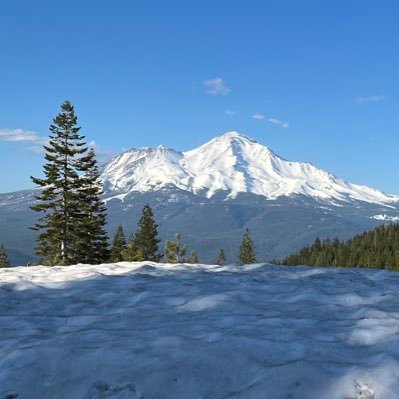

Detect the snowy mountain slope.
[
  {"left": 2, "top": 132, "right": 399, "bottom": 265},
  {"left": 101, "top": 131, "right": 399, "bottom": 205},
  {"left": 1, "top": 261, "right": 399, "bottom": 398},
  {"left": 102, "top": 146, "right": 188, "bottom": 194}
]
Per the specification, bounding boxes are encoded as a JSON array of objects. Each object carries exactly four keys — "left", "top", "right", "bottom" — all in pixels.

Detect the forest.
[{"left": 279, "top": 223, "right": 399, "bottom": 270}]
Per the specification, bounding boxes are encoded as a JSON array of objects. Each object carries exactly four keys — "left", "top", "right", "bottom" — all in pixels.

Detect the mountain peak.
[
  {"left": 211, "top": 131, "right": 258, "bottom": 145},
  {"left": 100, "top": 132, "right": 399, "bottom": 205},
  {"left": 218, "top": 131, "right": 251, "bottom": 139}
]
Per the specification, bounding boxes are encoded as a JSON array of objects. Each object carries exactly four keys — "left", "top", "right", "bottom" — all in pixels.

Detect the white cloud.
[
  {"left": 268, "top": 118, "right": 290, "bottom": 128},
  {"left": 1, "top": 128, "right": 115, "bottom": 161},
  {"left": 225, "top": 109, "right": 236, "bottom": 116},
  {"left": 0, "top": 129, "right": 48, "bottom": 153},
  {"left": 203, "top": 78, "right": 231, "bottom": 95},
  {"left": 0, "top": 129, "right": 47, "bottom": 143},
  {"left": 88, "top": 140, "right": 116, "bottom": 165},
  {"left": 252, "top": 113, "right": 265, "bottom": 120},
  {"left": 356, "top": 95, "right": 385, "bottom": 103},
  {"left": 26, "top": 145, "right": 46, "bottom": 154}
]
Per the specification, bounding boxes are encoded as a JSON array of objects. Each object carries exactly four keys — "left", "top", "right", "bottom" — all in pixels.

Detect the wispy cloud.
[
  {"left": 0, "top": 128, "right": 47, "bottom": 143},
  {"left": 356, "top": 95, "right": 385, "bottom": 103},
  {"left": 203, "top": 78, "right": 231, "bottom": 95},
  {"left": 225, "top": 109, "right": 236, "bottom": 116},
  {"left": 268, "top": 118, "right": 290, "bottom": 128},
  {"left": 25, "top": 144, "right": 47, "bottom": 154},
  {"left": 0, "top": 128, "right": 48, "bottom": 153},
  {"left": 1, "top": 128, "right": 115, "bottom": 162},
  {"left": 252, "top": 113, "right": 265, "bottom": 120},
  {"left": 88, "top": 140, "right": 116, "bottom": 165}
]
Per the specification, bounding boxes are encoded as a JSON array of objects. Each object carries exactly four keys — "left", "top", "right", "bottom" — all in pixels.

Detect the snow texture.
[
  {"left": 370, "top": 214, "right": 399, "bottom": 222},
  {"left": 101, "top": 132, "right": 399, "bottom": 205},
  {"left": 1, "top": 262, "right": 399, "bottom": 398}
]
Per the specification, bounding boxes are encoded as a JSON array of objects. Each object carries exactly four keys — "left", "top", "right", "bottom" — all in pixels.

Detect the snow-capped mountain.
[
  {"left": 101, "top": 131, "right": 398, "bottom": 205},
  {"left": 2, "top": 131, "right": 399, "bottom": 265}
]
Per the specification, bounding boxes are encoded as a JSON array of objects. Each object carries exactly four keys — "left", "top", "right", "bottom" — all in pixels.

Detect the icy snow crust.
[
  {"left": 101, "top": 132, "right": 399, "bottom": 205},
  {"left": 1, "top": 263, "right": 399, "bottom": 398}
]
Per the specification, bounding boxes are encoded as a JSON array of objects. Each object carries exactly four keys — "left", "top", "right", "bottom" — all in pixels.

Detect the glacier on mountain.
[{"left": 101, "top": 132, "right": 399, "bottom": 205}]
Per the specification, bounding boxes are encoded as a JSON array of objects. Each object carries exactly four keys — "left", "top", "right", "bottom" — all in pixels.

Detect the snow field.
[
  {"left": 1, "top": 262, "right": 399, "bottom": 398},
  {"left": 101, "top": 132, "right": 399, "bottom": 205}
]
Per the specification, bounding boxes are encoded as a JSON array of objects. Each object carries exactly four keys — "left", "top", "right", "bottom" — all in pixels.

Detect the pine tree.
[
  {"left": 217, "top": 249, "right": 226, "bottom": 265},
  {"left": 110, "top": 224, "right": 126, "bottom": 262},
  {"left": 74, "top": 148, "right": 109, "bottom": 264},
  {"left": 280, "top": 223, "right": 399, "bottom": 270},
  {"left": 0, "top": 245, "right": 10, "bottom": 268},
  {"left": 31, "top": 101, "right": 88, "bottom": 265},
  {"left": 164, "top": 233, "right": 187, "bottom": 264},
  {"left": 134, "top": 204, "right": 161, "bottom": 261},
  {"left": 187, "top": 250, "right": 198, "bottom": 264},
  {"left": 239, "top": 228, "right": 257, "bottom": 264},
  {"left": 121, "top": 236, "right": 141, "bottom": 262}
]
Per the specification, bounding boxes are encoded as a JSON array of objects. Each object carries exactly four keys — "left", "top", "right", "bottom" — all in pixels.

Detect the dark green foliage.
[
  {"left": 30, "top": 101, "right": 108, "bottom": 265},
  {"left": 216, "top": 249, "right": 226, "bottom": 265},
  {"left": 187, "top": 250, "right": 198, "bottom": 264},
  {"left": 280, "top": 224, "right": 399, "bottom": 270},
  {"left": 121, "top": 236, "right": 140, "bottom": 262},
  {"left": 133, "top": 205, "right": 161, "bottom": 261},
  {"left": 239, "top": 228, "right": 257, "bottom": 264},
  {"left": 164, "top": 233, "right": 187, "bottom": 264},
  {"left": 0, "top": 245, "right": 10, "bottom": 268},
  {"left": 110, "top": 224, "right": 126, "bottom": 262},
  {"left": 74, "top": 149, "right": 109, "bottom": 264},
  {"left": 31, "top": 101, "right": 86, "bottom": 265}
]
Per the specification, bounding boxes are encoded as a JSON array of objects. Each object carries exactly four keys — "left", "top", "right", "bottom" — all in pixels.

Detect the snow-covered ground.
[{"left": 1, "top": 262, "right": 399, "bottom": 398}]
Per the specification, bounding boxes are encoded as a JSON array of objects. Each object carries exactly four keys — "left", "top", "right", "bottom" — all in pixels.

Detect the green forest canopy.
[{"left": 279, "top": 223, "right": 399, "bottom": 270}]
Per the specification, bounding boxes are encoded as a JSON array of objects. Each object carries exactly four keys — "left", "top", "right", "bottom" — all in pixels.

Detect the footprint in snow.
[{"left": 90, "top": 382, "right": 142, "bottom": 399}]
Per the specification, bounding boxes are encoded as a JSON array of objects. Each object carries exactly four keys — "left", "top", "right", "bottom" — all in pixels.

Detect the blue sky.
[{"left": 1, "top": 0, "right": 398, "bottom": 193}]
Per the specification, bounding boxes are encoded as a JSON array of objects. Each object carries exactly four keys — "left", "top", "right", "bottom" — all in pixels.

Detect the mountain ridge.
[
  {"left": 100, "top": 131, "right": 398, "bottom": 205},
  {"left": 2, "top": 131, "right": 399, "bottom": 265}
]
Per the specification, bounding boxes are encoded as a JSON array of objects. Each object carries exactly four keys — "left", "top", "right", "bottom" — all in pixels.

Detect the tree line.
[
  {"left": 278, "top": 223, "right": 399, "bottom": 270},
  {"left": 0, "top": 101, "right": 257, "bottom": 267}
]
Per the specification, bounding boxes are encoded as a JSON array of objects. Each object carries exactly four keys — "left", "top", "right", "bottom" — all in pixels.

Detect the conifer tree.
[
  {"left": 280, "top": 223, "right": 399, "bottom": 270},
  {"left": 30, "top": 102, "right": 107, "bottom": 265},
  {"left": 0, "top": 245, "right": 10, "bottom": 268},
  {"left": 75, "top": 148, "right": 109, "bottom": 264},
  {"left": 121, "top": 236, "right": 141, "bottom": 262},
  {"left": 239, "top": 228, "right": 257, "bottom": 264},
  {"left": 110, "top": 224, "right": 126, "bottom": 262},
  {"left": 187, "top": 250, "right": 198, "bottom": 264},
  {"left": 164, "top": 233, "right": 187, "bottom": 264},
  {"left": 217, "top": 249, "right": 226, "bottom": 266},
  {"left": 134, "top": 204, "right": 161, "bottom": 261},
  {"left": 31, "top": 101, "right": 88, "bottom": 265}
]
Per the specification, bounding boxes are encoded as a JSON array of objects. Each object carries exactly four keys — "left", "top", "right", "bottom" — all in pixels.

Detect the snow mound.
[
  {"left": 101, "top": 131, "right": 399, "bottom": 205},
  {"left": 1, "top": 262, "right": 399, "bottom": 398}
]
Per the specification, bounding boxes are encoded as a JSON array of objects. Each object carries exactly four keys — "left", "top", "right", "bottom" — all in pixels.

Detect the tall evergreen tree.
[
  {"left": 30, "top": 101, "right": 107, "bottom": 265},
  {"left": 121, "top": 235, "right": 140, "bottom": 262},
  {"left": 134, "top": 204, "right": 161, "bottom": 261},
  {"left": 216, "top": 249, "right": 226, "bottom": 266},
  {"left": 0, "top": 245, "right": 10, "bottom": 268},
  {"left": 75, "top": 148, "right": 109, "bottom": 264},
  {"left": 239, "top": 228, "right": 257, "bottom": 264},
  {"left": 164, "top": 233, "right": 187, "bottom": 264},
  {"left": 110, "top": 224, "right": 126, "bottom": 262}
]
